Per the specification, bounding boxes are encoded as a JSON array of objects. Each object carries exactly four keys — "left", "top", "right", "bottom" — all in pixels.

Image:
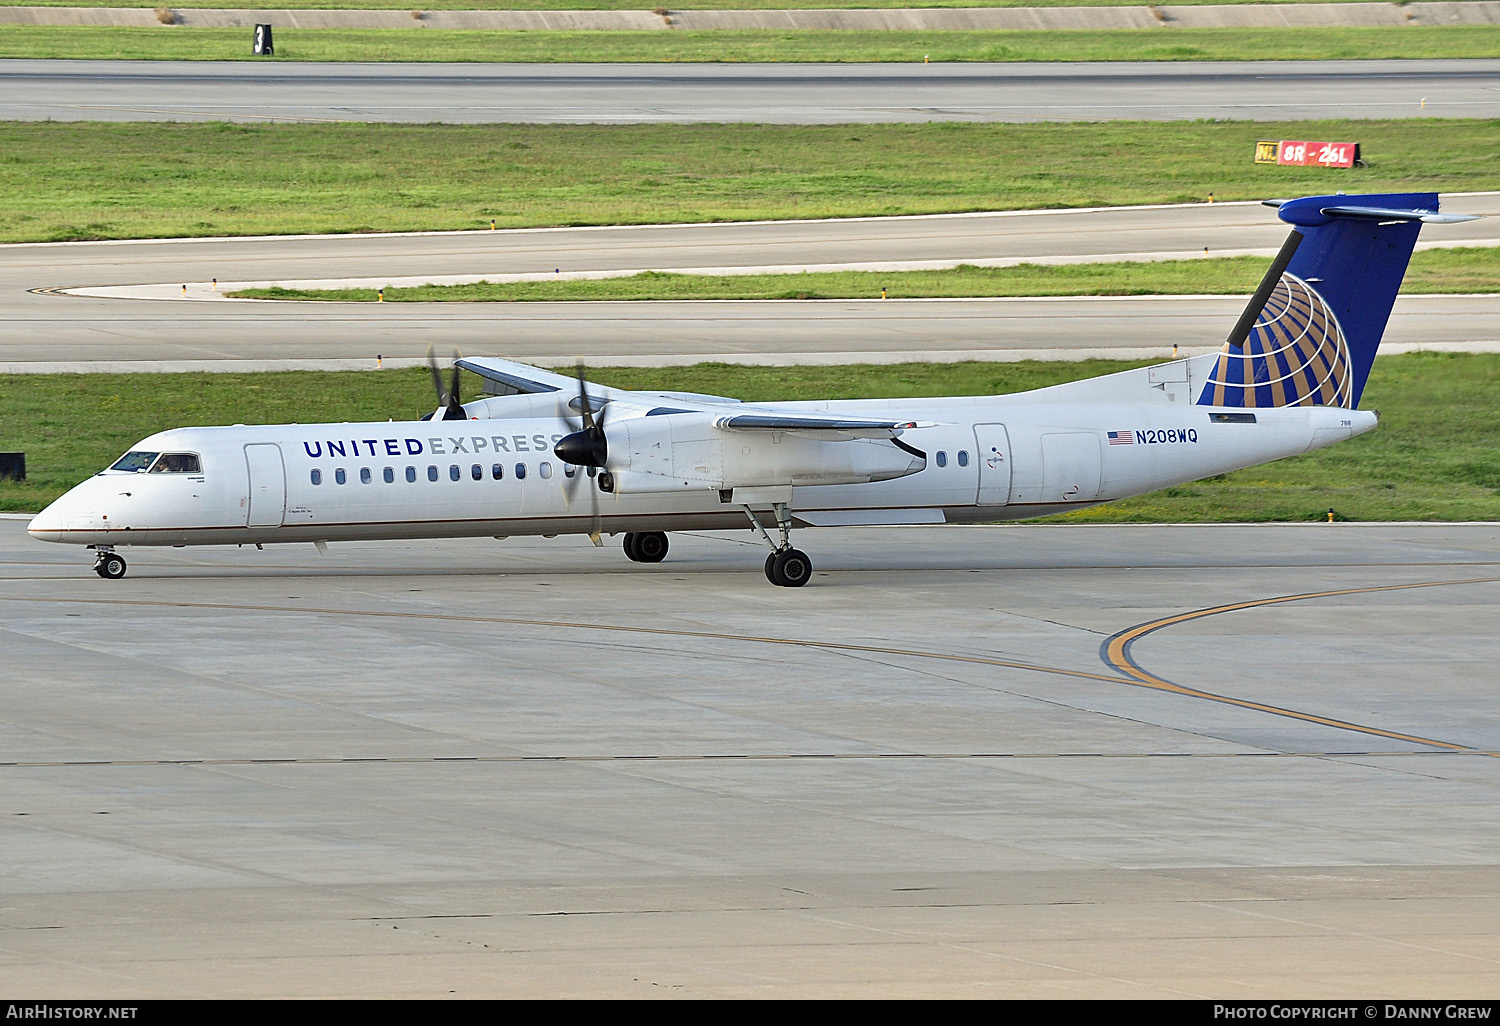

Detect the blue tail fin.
[{"left": 1196, "top": 192, "right": 1470, "bottom": 410}]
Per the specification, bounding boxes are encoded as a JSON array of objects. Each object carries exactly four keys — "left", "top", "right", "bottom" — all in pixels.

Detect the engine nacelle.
[{"left": 605, "top": 414, "right": 925, "bottom": 495}]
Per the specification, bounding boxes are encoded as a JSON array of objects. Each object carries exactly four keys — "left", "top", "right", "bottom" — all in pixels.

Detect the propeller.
[
  {"left": 553, "top": 361, "right": 609, "bottom": 468},
  {"left": 554, "top": 361, "right": 610, "bottom": 546},
  {"left": 423, "top": 345, "right": 468, "bottom": 421}
]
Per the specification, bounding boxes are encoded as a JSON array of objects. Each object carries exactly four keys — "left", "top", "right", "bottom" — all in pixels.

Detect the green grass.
[
  {"left": 3, "top": 25, "right": 1499, "bottom": 63},
  {"left": 4, "top": 119, "right": 1499, "bottom": 244},
  {"left": 4, "top": 354, "right": 1499, "bottom": 522},
  {"left": 232, "top": 248, "right": 1500, "bottom": 302}
]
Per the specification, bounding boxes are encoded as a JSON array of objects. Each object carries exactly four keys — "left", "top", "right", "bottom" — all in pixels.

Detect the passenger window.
[
  {"left": 383, "top": 467, "right": 394, "bottom": 484},
  {"left": 360, "top": 467, "right": 372, "bottom": 484},
  {"left": 471, "top": 463, "right": 483, "bottom": 481},
  {"left": 515, "top": 463, "right": 527, "bottom": 480},
  {"left": 492, "top": 463, "right": 504, "bottom": 480},
  {"left": 335, "top": 468, "right": 346, "bottom": 485},
  {"left": 539, "top": 462, "right": 553, "bottom": 480},
  {"left": 310, "top": 469, "right": 322, "bottom": 486},
  {"left": 111, "top": 451, "right": 159, "bottom": 473},
  {"left": 449, "top": 464, "right": 461, "bottom": 482},
  {"left": 406, "top": 466, "right": 417, "bottom": 483},
  {"left": 563, "top": 465, "right": 576, "bottom": 479},
  {"left": 935, "top": 451, "right": 947, "bottom": 468},
  {"left": 427, "top": 465, "right": 438, "bottom": 482},
  {"left": 957, "top": 450, "right": 969, "bottom": 468}
]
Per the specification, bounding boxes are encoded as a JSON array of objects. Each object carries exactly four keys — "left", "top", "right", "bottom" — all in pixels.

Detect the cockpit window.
[
  {"left": 111, "top": 451, "right": 159, "bottom": 472},
  {"left": 148, "top": 453, "right": 202, "bottom": 474}
]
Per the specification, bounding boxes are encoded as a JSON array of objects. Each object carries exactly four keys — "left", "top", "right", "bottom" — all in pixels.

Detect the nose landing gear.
[{"left": 92, "top": 548, "right": 127, "bottom": 580}]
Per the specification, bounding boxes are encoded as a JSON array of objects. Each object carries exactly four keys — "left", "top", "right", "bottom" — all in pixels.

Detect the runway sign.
[{"left": 1256, "top": 140, "right": 1360, "bottom": 168}]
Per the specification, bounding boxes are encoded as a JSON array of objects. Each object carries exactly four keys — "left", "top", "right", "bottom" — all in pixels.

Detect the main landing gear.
[
  {"left": 743, "top": 502, "right": 812, "bottom": 588},
  {"left": 91, "top": 547, "right": 127, "bottom": 580},
  {"left": 622, "top": 531, "right": 669, "bottom": 564}
]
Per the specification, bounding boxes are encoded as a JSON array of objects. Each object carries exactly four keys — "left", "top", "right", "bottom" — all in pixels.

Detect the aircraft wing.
[
  {"left": 455, "top": 357, "right": 570, "bottom": 395},
  {"left": 457, "top": 356, "right": 744, "bottom": 406}
]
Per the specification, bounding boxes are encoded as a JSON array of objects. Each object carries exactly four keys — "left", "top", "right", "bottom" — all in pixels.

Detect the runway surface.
[
  {"left": 7, "top": 199, "right": 1500, "bottom": 368},
  {"left": 4, "top": 59, "right": 1500, "bottom": 123},
  {"left": 4, "top": 518, "right": 1499, "bottom": 996}
]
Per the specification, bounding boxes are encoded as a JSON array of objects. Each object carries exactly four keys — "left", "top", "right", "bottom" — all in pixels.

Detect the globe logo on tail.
[{"left": 1199, "top": 274, "right": 1352, "bottom": 409}]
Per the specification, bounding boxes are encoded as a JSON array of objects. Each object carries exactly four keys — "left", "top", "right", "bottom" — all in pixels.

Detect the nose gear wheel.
[{"left": 93, "top": 551, "right": 127, "bottom": 580}]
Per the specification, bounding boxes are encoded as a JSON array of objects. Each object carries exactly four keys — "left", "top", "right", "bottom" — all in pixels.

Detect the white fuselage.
[{"left": 28, "top": 363, "right": 1375, "bottom": 550}]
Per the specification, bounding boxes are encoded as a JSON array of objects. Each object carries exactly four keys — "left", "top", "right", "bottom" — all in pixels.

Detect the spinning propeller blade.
[
  {"left": 424, "top": 345, "right": 468, "bottom": 421},
  {"left": 553, "top": 361, "right": 608, "bottom": 545}
]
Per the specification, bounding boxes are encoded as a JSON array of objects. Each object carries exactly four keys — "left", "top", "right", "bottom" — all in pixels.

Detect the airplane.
[{"left": 27, "top": 191, "right": 1477, "bottom": 586}]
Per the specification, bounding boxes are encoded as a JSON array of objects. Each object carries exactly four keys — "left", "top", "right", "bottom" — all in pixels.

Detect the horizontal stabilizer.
[
  {"left": 1262, "top": 196, "right": 1482, "bottom": 226},
  {"left": 1319, "top": 205, "right": 1479, "bottom": 224}
]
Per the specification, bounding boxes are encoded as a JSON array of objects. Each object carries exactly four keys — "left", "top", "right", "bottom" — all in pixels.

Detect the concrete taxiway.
[
  {"left": 6, "top": 199, "right": 1500, "bottom": 368},
  {"left": 3, "top": 518, "right": 1499, "bottom": 997},
  {"left": 4, "top": 59, "right": 1500, "bottom": 124}
]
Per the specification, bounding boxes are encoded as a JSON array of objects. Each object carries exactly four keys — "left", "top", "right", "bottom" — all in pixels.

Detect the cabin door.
[
  {"left": 1040, "top": 432, "right": 1102, "bottom": 502},
  {"left": 244, "top": 444, "right": 287, "bottom": 527},
  {"left": 973, "top": 424, "right": 1012, "bottom": 506}
]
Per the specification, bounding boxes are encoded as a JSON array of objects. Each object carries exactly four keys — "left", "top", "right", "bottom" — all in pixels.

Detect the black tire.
[
  {"left": 764, "top": 552, "right": 781, "bottom": 585},
  {"left": 622, "top": 532, "right": 641, "bottom": 562},
  {"left": 634, "top": 531, "right": 668, "bottom": 563},
  {"left": 771, "top": 549, "right": 812, "bottom": 588},
  {"left": 96, "top": 553, "right": 127, "bottom": 580}
]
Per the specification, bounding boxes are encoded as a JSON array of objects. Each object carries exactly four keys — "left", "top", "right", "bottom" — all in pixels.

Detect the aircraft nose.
[
  {"left": 27, "top": 484, "right": 93, "bottom": 543},
  {"left": 27, "top": 501, "right": 65, "bottom": 542}
]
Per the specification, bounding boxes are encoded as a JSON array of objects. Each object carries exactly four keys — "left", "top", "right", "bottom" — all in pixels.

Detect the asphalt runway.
[
  {"left": 4, "top": 59, "right": 1500, "bottom": 123},
  {"left": 4, "top": 517, "right": 1499, "bottom": 997},
  {"left": 6, "top": 199, "right": 1500, "bottom": 367}
]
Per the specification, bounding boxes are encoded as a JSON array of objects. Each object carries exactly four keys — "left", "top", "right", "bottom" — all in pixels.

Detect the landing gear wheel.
[
  {"left": 95, "top": 553, "right": 127, "bottom": 580},
  {"left": 634, "top": 531, "right": 668, "bottom": 563},
  {"left": 623, "top": 531, "right": 668, "bottom": 563},
  {"left": 767, "top": 548, "right": 812, "bottom": 588}
]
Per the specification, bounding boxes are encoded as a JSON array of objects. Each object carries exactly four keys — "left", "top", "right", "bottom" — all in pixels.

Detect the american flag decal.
[{"left": 1107, "top": 430, "right": 1134, "bottom": 445}]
